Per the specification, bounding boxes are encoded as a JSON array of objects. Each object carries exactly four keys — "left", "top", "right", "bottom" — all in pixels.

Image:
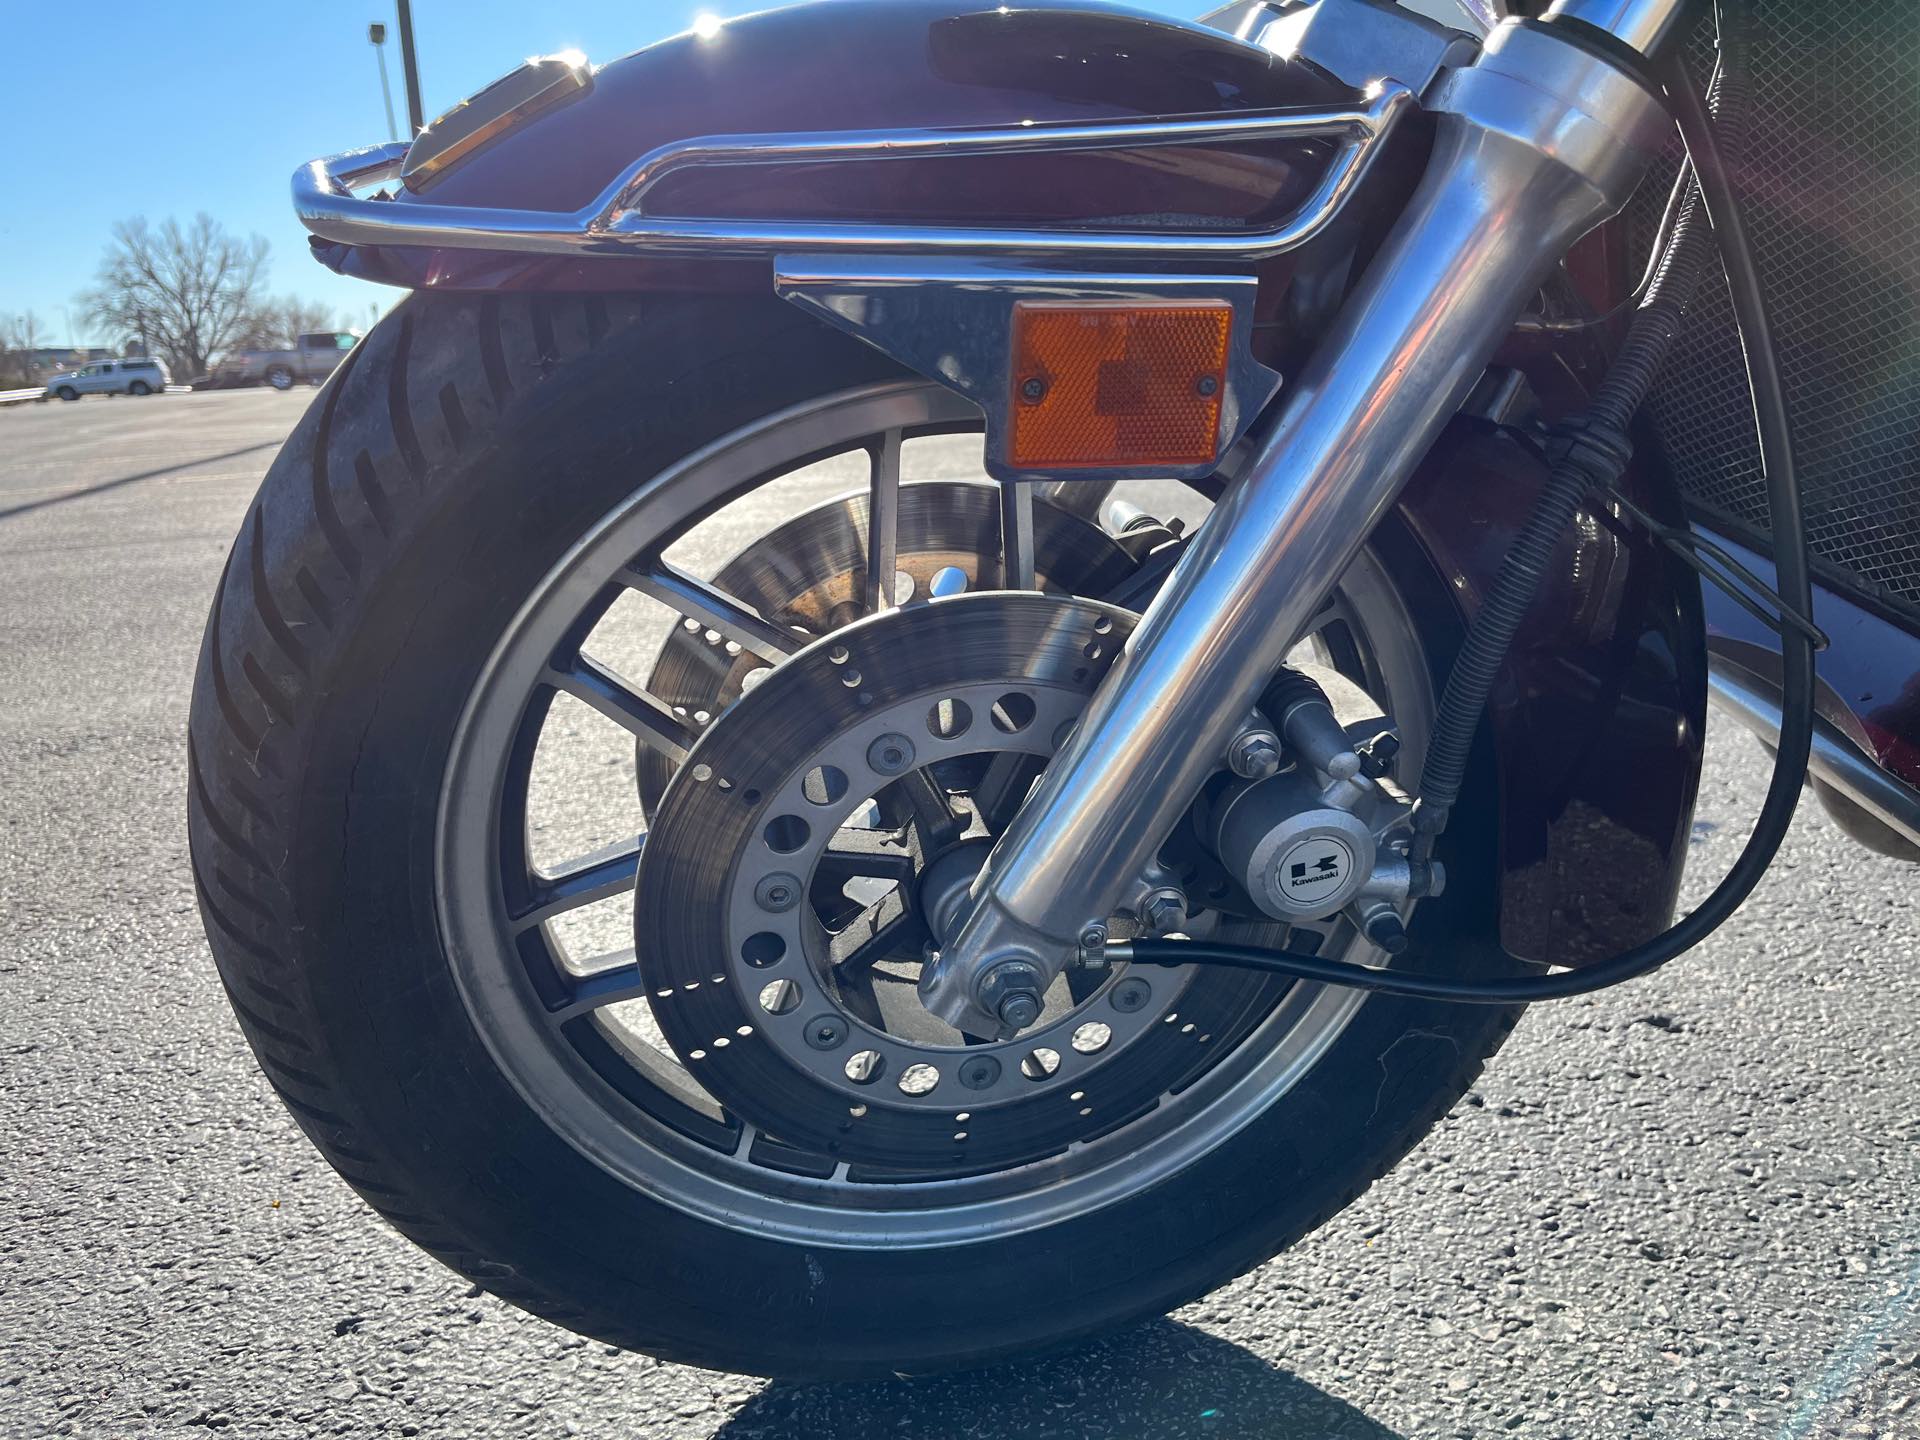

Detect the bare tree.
[
  {"left": 81, "top": 215, "right": 269, "bottom": 380},
  {"left": 0, "top": 311, "right": 46, "bottom": 388},
  {"left": 227, "top": 296, "right": 340, "bottom": 353}
]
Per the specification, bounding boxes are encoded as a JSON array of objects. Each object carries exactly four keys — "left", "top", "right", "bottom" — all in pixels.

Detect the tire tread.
[{"left": 191, "top": 294, "right": 614, "bottom": 1331}]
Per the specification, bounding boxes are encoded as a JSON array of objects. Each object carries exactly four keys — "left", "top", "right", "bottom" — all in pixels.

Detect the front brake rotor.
[
  {"left": 636, "top": 481, "right": 1136, "bottom": 816},
  {"left": 634, "top": 592, "right": 1288, "bottom": 1171}
]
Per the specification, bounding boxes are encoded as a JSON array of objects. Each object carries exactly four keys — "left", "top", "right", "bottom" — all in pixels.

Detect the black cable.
[{"left": 1120, "top": 0, "right": 1815, "bottom": 1004}]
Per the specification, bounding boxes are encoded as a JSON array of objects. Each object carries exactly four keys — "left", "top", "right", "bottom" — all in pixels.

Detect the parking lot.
[{"left": 3, "top": 388, "right": 1918, "bottom": 1438}]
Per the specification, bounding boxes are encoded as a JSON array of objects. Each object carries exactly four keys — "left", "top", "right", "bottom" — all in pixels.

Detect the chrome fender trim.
[{"left": 292, "top": 87, "right": 1411, "bottom": 263}]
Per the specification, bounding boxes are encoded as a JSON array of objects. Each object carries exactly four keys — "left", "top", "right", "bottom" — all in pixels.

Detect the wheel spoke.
[
  {"left": 513, "top": 834, "right": 644, "bottom": 930},
  {"left": 730, "top": 1121, "right": 760, "bottom": 1159},
  {"left": 817, "top": 833, "right": 917, "bottom": 888},
  {"left": 548, "top": 954, "right": 649, "bottom": 1024},
  {"left": 619, "top": 560, "right": 798, "bottom": 664},
  {"left": 893, "top": 770, "right": 965, "bottom": 850},
  {"left": 548, "top": 655, "right": 696, "bottom": 762},
  {"left": 831, "top": 890, "right": 923, "bottom": 977},
  {"left": 999, "top": 477, "right": 1036, "bottom": 590},
  {"left": 864, "top": 429, "right": 902, "bottom": 613},
  {"left": 970, "top": 751, "right": 1044, "bottom": 835}
]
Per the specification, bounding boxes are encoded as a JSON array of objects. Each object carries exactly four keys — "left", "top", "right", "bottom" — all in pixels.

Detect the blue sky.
[{"left": 0, "top": 0, "right": 1204, "bottom": 346}]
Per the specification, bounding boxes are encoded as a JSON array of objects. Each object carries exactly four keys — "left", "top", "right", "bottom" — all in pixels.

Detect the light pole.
[
  {"left": 395, "top": 0, "right": 425, "bottom": 136},
  {"left": 368, "top": 23, "right": 399, "bottom": 142}
]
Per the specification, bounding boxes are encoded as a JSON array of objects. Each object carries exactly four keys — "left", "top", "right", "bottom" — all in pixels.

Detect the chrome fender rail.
[{"left": 293, "top": 85, "right": 1411, "bottom": 262}]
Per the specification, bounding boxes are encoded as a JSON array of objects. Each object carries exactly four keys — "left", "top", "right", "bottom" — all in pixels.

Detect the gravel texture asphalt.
[{"left": 3, "top": 388, "right": 1918, "bottom": 1439}]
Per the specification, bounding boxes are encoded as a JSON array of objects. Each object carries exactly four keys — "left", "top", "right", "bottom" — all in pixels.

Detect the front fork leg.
[{"left": 921, "top": 15, "right": 1676, "bottom": 1038}]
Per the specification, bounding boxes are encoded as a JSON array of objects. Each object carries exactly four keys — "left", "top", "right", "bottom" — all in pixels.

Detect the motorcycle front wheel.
[{"left": 188, "top": 290, "right": 1526, "bottom": 1378}]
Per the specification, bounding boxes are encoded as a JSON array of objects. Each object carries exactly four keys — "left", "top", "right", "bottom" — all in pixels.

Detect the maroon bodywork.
[
  {"left": 1399, "top": 422, "right": 1706, "bottom": 965},
  {"left": 1694, "top": 531, "right": 1920, "bottom": 789},
  {"left": 315, "top": 0, "right": 1354, "bottom": 294},
  {"left": 310, "top": 0, "right": 1718, "bottom": 966}
]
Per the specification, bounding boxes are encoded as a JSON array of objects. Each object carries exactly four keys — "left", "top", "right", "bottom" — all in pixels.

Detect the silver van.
[{"left": 43, "top": 357, "right": 171, "bottom": 400}]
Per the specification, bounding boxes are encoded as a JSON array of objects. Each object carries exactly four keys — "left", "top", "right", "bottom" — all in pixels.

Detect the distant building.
[
  {"left": 0, "top": 345, "right": 124, "bottom": 389},
  {"left": 3, "top": 347, "right": 114, "bottom": 381}
]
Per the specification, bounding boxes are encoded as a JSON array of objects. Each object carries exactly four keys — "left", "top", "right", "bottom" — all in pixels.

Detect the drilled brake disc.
[
  {"left": 635, "top": 480, "right": 1135, "bottom": 816},
  {"left": 634, "top": 592, "right": 1288, "bottom": 1171}
]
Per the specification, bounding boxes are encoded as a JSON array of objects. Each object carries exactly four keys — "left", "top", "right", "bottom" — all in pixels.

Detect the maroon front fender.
[
  {"left": 1396, "top": 420, "right": 1707, "bottom": 968},
  {"left": 315, "top": 0, "right": 1364, "bottom": 292}
]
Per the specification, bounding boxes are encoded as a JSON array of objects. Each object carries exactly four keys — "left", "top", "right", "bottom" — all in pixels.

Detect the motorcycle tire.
[{"left": 188, "top": 289, "right": 1526, "bottom": 1379}]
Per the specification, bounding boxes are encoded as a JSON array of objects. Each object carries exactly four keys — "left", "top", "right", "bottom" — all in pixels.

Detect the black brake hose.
[{"left": 1117, "top": 1, "right": 1816, "bottom": 1003}]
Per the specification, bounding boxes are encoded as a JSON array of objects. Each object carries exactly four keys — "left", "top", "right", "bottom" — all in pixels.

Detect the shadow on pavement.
[
  {"left": 709, "top": 1318, "right": 1406, "bottom": 1440},
  {"left": 0, "top": 440, "right": 280, "bottom": 522}
]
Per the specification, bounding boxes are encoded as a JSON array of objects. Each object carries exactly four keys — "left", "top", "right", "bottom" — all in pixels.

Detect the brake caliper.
[{"left": 1202, "top": 669, "right": 1442, "bottom": 955}]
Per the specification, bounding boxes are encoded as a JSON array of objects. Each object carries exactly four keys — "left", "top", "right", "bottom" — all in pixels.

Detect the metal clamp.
[
  {"left": 293, "top": 86, "right": 1412, "bottom": 262},
  {"left": 1602, "top": 488, "right": 1830, "bottom": 652}
]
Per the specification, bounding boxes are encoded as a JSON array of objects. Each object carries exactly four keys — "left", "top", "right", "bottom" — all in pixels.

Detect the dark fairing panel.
[
  {"left": 1628, "top": 0, "right": 1920, "bottom": 627},
  {"left": 1398, "top": 422, "right": 1707, "bottom": 969},
  {"left": 1695, "top": 526, "right": 1920, "bottom": 790}
]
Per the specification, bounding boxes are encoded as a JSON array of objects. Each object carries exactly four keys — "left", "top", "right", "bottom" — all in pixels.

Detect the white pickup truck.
[{"left": 212, "top": 332, "right": 360, "bottom": 390}]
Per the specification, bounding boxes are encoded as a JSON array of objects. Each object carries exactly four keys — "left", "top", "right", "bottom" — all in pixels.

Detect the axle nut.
[
  {"left": 998, "top": 992, "right": 1042, "bottom": 1031},
  {"left": 976, "top": 958, "right": 1046, "bottom": 1036}
]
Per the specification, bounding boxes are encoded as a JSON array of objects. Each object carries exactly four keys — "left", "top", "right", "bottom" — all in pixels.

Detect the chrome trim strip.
[
  {"left": 293, "top": 86, "right": 1411, "bottom": 261},
  {"left": 1708, "top": 661, "right": 1920, "bottom": 849}
]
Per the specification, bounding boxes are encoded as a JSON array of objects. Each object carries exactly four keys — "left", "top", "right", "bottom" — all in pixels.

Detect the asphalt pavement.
[{"left": 2, "top": 389, "right": 1918, "bottom": 1438}]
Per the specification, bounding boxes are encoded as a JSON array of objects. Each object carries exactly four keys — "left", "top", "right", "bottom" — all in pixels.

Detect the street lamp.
[
  {"left": 368, "top": 23, "right": 399, "bottom": 142},
  {"left": 395, "top": 1, "right": 425, "bottom": 137}
]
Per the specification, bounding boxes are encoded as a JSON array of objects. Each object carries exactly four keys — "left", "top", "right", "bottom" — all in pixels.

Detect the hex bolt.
[
  {"left": 754, "top": 871, "right": 803, "bottom": 913},
  {"left": 866, "top": 732, "right": 916, "bottom": 775},
  {"left": 1078, "top": 923, "right": 1108, "bottom": 951},
  {"left": 1142, "top": 892, "right": 1185, "bottom": 936},
  {"left": 1227, "top": 730, "right": 1282, "bottom": 780},
  {"left": 958, "top": 1055, "right": 1002, "bottom": 1090},
  {"left": 1110, "top": 977, "right": 1151, "bottom": 1013},
  {"left": 803, "top": 1015, "right": 848, "bottom": 1051}
]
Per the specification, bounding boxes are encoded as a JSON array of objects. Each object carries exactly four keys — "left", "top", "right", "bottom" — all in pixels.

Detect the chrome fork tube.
[
  {"left": 1544, "top": 0, "right": 1693, "bottom": 56},
  {"left": 1031, "top": 479, "right": 1118, "bottom": 525},
  {"left": 922, "top": 19, "right": 1671, "bottom": 1038}
]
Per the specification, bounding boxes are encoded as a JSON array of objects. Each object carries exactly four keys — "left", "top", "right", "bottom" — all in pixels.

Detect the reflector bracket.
[{"left": 774, "top": 255, "right": 1282, "bottom": 483}]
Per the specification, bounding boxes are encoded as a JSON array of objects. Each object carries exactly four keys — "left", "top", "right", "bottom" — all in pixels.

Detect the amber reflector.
[{"left": 1007, "top": 301, "right": 1232, "bottom": 470}]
